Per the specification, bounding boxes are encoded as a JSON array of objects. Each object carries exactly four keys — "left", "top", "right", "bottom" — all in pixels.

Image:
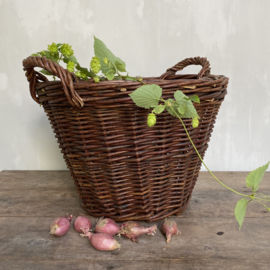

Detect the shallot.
[
  {"left": 119, "top": 221, "right": 157, "bottom": 242},
  {"left": 74, "top": 216, "right": 92, "bottom": 234},
  {"left": 83, "top": 232, "right": 121, "bottom": 251},
  {"left": 49, "top": 214, "right": 73, "bottom": 236},
  {"left": 161, "top": 219, "right": 181, "bottom": 243},
  {"left": 95, "top": 218, "right": 120, "bottom": 236}
]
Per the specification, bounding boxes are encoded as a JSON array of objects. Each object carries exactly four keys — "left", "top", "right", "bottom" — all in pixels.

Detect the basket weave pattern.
[{"left": 23, "top": 56, "right": 228, "bottom": 221}]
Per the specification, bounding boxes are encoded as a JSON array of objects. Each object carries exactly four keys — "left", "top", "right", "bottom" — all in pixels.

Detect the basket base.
[{"left": 80, "top": 194, "right": 192, "bottom": 222}]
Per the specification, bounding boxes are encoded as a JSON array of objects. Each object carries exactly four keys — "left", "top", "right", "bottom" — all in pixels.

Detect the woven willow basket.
[{"left": 23, "top": 56, "right": 228, "bottom": 222}]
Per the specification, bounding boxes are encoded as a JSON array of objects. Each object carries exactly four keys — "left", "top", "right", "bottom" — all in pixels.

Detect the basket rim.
[
  {"left": 23, "top": 55, "right": 228, "bottom": 108},
  {"left": 35, "top": 73, "right": 228, "bottom": 89}
]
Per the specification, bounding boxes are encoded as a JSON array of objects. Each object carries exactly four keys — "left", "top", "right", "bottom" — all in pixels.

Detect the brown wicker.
[{"left": 22, "top": 56, "right": 228, "bottom": 222}]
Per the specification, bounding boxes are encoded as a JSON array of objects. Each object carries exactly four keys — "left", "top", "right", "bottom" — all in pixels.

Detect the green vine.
[
  {"left": 129, "top": 86, "right": 270, "bottom": 230},
  {"left": 32, "top": 37, "right": 270, "bottom": 229}
]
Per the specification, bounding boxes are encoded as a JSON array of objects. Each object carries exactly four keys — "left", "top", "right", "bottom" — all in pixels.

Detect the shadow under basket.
[{"left": 23, "top": 56, "right": 228, "bottom": 222}]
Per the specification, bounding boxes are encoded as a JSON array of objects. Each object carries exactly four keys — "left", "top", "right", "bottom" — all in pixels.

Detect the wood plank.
[
  {"left": 0, "top": 217, "right": 269, "bottom": 269},
  {"left": 0, "top": 258, "right": 269, "bottom": 270},
  {"left": 0, "top": 171, "right": 269, "bottom": 218},
  {"left": 0, "top": 171, "right": 270, "bottom": 269},
  {"left": 0, "top": 170, "right": 75, "bottom": 189},
  {"left": 0, "top": 189, "right": 82, "bottom": 217}
]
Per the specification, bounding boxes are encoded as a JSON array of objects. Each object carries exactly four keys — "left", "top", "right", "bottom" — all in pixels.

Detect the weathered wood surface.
[{"left": 0, "top": 170, "right": 269, "bottom": 270}]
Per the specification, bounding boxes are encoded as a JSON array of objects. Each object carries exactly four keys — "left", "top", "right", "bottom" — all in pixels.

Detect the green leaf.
[
  {"left": 168, "top": 100, "right": 198, "bottom": 119},
  {"left": 31, "top": 53, "right": 40, "bottom": 57},
  {"left": 174, "top": 90, "right": 196, "bottom": 117},
  {"left": 189, "top": 95, "right": 200, "bottom": 103},
  {"left": 39, "top": 69, "right": 53, "bottom": 76},
  {"left": 174, "top": 91, "right": 200, "bottom": 104},
  {"left": 153, "top": 104, "right": 166, "bottom": 114},
  {"left": 40, "top": 50, "right": 58, "bottom": 62},
  {"left": 99, "top": 76, "right": 107, "bottom": 81},
  {"left": 115, "top": 60, "right": 126, "bottom": 72},
  {"left": 178, "top": 100, "right": 199, "bottom": 118},
  {"left": 63, "top": 55, "right": 78, "bottom": 64},
  {"left": 94, "top": 36, "right": 126, "bottom": 75},
  {"left": 177, "top": 103, "right": 187, "bottom": 114},
  {"left": 165, "top": 99, "right": 179, "bottom": 117},
  {"left": 174, "top": 90, "right": 185, "bottom": 101},
  {"left": 129, "top": 84, "right": 162, "bottom": 109},
  {"left": 76, "top": 63, "right": 95, "bottom": 78},
  {"left": 56, "top": 43, "right": 63, "bottom": 47},
  {"left": 166, "top": 91, "right": 199, "bottom": 119},
  {"left": 246, "top": 162, "right": 270, "bottom": 192},
  {"left": 105, "top": 70, "right": 115, "bottom": 80},
  {"left": 235, "top": 198, "right": 249, "bottom": 230},
  {"left": 53, "top": 51, "right": 59, "bottom": 62},
  {"left": 166, "top": 104, "right": 180, "bottom": 117}
]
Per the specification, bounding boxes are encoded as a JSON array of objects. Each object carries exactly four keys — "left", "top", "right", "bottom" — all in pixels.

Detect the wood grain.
[{"left": 0, "top": 170, "right": 269, "bottom": 269}]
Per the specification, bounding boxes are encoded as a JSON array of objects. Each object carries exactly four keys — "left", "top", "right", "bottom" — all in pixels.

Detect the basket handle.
[
  {"left": 160, "top": 57, "right": 211, "bottom": 80},
  {"left": 22, "top": 56, "right": 84, "bottom": 108}
]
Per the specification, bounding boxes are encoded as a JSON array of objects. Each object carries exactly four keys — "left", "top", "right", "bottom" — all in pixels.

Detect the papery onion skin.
[
  {"left": 74, "top": 216, "right": 92, "bottom": 234},
  {"left": 161, "top": 219, "right": 181, "bottom": 243},
  {"left": 119, "top": 221, "right": 157, "bottom": 242},
  {"left": 95, "top": 218, "right": 120, "bottom": 236},
  {"left": 50, "top": 214, "right": 73, "bottom": 236},
  {"left": 83, "top": 232, "right": 121, "bottom": 251}
]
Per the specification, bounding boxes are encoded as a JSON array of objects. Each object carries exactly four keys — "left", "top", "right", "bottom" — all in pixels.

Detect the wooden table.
[{"left": 0, "top": 171, "right": 269, "bottom": 270}]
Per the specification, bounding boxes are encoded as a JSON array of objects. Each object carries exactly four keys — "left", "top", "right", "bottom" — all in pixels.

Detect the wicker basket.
[{"left": 22, "top": 56, "right": 228, "bottom": 222}]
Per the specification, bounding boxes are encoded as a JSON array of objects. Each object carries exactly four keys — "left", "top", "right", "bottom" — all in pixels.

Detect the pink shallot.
[
  {"left": 83, "top": 232, "right": 121, "bottom": 251},
  {"left": 119, "top": 221, "right": 157, "bottom": 242},
  {"left": 74, "top": 216, "right": 92, "bottom": 234},
  {"left": 161, "top": 219, "right": 181, "bottom": 243},
  {"left": 95, "top": 218, "right": 120, "bottom": 236},
  {"left": 49, "top": 214, "right": 73, "bottom": 236}
]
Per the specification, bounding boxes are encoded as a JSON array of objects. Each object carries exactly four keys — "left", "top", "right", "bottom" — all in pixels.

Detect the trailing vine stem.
[
  {"left": 165, "top": 102, "right": 270, "bottom": 205},
  {"left": 129, "top": 81, "right": 270, "bottom": 229},
  {"left": 117, "top": 71, "right": 146, "bottom": 85},
  {"left": 166, "top": 102, "right": 250, "bottom": 198},
  {"left": 254, "top": 199, "right": 269, "bottom": 209}
]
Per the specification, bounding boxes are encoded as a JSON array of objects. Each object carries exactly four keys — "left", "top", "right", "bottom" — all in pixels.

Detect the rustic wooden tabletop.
[{"left": 0, "top": 170, "right": 269, "bottom": 270}]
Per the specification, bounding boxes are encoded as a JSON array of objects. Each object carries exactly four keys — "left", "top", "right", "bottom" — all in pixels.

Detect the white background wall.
[{"left": 0, "top": 0, "right": 269, "bottom": 171}]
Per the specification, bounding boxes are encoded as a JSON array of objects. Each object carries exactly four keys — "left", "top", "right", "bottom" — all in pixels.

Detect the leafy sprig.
[{"left": 32, "top": 38, "right": 143, "bottom": 84}]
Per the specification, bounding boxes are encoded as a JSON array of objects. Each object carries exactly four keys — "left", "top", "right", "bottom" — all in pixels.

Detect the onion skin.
[
  {"left": 95, "top": 218, "right": 120, "bottom": 236},
  {"left": 50, "top": 214, "right": 73, "bottom": 236},
  {"left": 161, "top": 219, "right": 181, "bottom": 243},
  {"left": 119, "top": 221, "right": 157, "bottom": 242},
  {"left": 84, "top": 232, "right": 121, "bottom": 251},
  {"left": 74, "top": 216, "right": 92, "bottom": 234}
]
